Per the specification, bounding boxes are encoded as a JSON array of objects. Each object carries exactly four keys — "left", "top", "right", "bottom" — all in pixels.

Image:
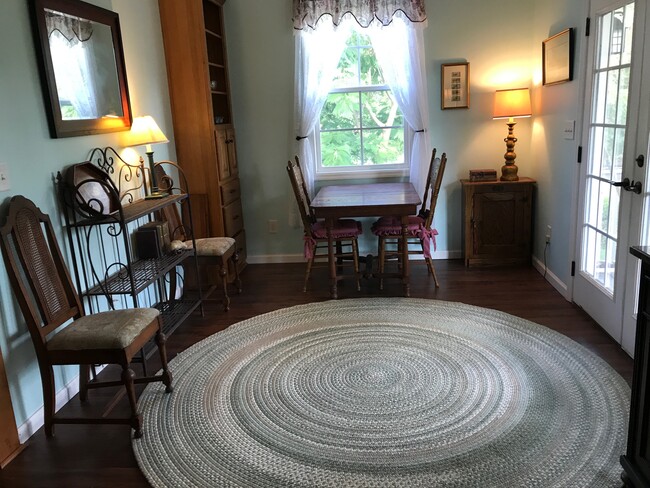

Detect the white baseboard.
[
  {"left": 247, "top": 250, "right": 463, "bottom": 264},
  {"left": 532, "top": 255, "right": 570, "bottom": 301},
  {"left": 18, "top": 374, "right": 80, "bottom": 443}
]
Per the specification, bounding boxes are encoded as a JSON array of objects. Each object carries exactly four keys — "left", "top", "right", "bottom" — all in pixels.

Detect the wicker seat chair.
[
  {"left": 0, "top": 195, "right": 172, "bottom": 438},
  {"left": 371, "top": 150, "right": 447, "bottom": 288}
]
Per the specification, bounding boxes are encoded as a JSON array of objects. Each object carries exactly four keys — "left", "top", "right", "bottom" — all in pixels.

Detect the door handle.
[
  {"left": 636, "top": 154, "right": 644, "bottom": 167},
  {"left": 610, "top": 177, "right": 642, "bottom": 194}
]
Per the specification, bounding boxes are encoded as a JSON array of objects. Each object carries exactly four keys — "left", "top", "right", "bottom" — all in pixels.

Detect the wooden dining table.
[{"left": 310, "top": 182, "right": 421, "bottom": 299}]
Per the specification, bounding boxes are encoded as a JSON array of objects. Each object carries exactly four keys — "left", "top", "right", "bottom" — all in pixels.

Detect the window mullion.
[{"left": 358, "top": 91, "right": 364, "bottom": 166}]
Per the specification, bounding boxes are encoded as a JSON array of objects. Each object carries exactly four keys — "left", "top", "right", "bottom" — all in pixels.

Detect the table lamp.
[
  {"left": 125, "top": 115, "right": 169, "bottom": 198},
  {"left": 493, "top": 88, "right": 531, "bottom": 181}
]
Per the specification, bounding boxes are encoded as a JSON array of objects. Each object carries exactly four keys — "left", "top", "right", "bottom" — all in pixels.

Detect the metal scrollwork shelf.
[{"left": 57, "top": 147, "right": 204, "bottom": 357}]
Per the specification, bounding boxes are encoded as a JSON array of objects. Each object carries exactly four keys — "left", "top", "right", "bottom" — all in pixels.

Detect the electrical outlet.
[
  {"left": 0, "top": 163, "right": 10, "bottom": 192},
  {"left": 545, "top": 225, "right": 552, "bottom": 244},
  {"left": 268, "top": 219, "right": 278, "bottom": 234}
]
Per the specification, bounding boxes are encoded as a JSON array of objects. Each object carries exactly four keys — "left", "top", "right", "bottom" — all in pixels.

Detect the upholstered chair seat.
[
  {"left": 172, "top": 237, "right": 236, "bottom": 257},
  {"left": 48, "top": 308, "right": 161, "bottom": 351}
]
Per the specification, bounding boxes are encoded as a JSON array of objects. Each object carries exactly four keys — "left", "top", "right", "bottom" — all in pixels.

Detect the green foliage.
[{"left": 321, "top": 31, "right": 404, "bottom": 168}]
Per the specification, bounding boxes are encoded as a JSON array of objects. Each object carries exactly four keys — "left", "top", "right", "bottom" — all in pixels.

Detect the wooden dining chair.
[
  {"left": 287, "top": 157, "right": 362, "bottom": 292},
  {"left": 0, "top": 195, "right": 173, "bottom": 438},
  {"left": 155, "top": 163, "right": 241, "bottom": 311},
  {"left": 371, "top": 151, "right": 447, "bottom": 288}
]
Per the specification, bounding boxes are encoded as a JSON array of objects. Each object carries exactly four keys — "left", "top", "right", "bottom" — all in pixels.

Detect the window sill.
[{"left": 315, "top": 168, "right": 408, "bottom": 181}]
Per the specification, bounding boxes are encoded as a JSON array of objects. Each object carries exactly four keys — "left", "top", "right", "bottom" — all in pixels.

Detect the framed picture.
[
  {"left": 441, "top": 63, "right": 470, "bottom": 109},
  {"left": 542, "top": 28, "right": 574, "bottom": 86}
]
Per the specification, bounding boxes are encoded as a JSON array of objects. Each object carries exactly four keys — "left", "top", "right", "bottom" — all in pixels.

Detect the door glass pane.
[{"left": 581, "top": 1, "right": 634, "bottom": 294}]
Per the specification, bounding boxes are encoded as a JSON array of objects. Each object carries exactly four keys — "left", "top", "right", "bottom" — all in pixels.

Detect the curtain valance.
[
  {"left": 46, "top": 10, "right": 93, "bottom": 45},
  {"left": 293, "top": 0, "right": 426, "bottom": 30}
]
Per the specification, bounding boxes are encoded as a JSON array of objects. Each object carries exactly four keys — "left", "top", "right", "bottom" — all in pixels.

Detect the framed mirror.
[{"left": 30, "top": 0, "right": 132, "bottom": 138}]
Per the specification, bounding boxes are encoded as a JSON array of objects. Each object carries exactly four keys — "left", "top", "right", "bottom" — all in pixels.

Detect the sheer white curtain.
[
  {"left": 368, "top": 15, "right": 431, "bottom": 199},
  {"left": 293, "top": 1, "right": 429, "bottom": 196},
  {"left": 294, "top": 21, "right": 350, "bottom": 195},
  {"left": 50, "top": 33, "right": 99, "bottom": 119}
]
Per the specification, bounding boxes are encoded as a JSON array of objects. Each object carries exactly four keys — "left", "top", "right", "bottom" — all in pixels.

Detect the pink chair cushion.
[
  {"left": 371, "top": 216, "right": 424, "bottom": 236},
  {"left": 371, "top": 216, "right": 438, "bottom": 258},
  {"left": 303, "top": 219, "right": 362, "bottom": 259}
]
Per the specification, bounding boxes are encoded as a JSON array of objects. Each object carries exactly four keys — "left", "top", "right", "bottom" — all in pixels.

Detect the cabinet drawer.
[
  {"left": 223, "top": 199, "right": 244, "bottom": 237},
  {"left": 221, "top": 179, "right": 240, "bottom": 205}
]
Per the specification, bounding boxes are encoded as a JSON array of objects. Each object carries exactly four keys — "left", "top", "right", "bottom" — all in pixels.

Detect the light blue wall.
[
  {"left": 0, "top": 0, "right": 174, "bottom": 427},
  {"left": 224, "top": 0, "right": 586, "bottom": 267},
  {"left": 0, "top": 0, "right": 588, "bottom": 432},
  {"left": 530, "top": 0, "right": 589, "bottom": 287}
]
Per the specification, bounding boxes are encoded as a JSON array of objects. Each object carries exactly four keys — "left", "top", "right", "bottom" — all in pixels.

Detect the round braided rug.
[{"left": 133, "top": 298, "right": 630, "bottom": 487}]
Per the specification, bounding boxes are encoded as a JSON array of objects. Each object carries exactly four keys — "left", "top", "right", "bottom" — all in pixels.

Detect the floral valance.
[
  {"left": 293, "top": 0, "right": 426, "bottom": 30},
  {"left": 45, "top": 9, "right": 93, "bottom": 45}
]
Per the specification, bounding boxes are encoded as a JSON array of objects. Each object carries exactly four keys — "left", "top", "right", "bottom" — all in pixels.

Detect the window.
[{"left": 317, "top": 31, "right": 406, "bottom": 176}]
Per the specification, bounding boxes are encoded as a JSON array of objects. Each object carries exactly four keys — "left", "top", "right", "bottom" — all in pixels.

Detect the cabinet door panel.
[
  {"left": 221, "top": 179, "right": 240, "bottom": 205},
  {"left": 223, "top": 199, "right": 244, "bottom": 237},
  {"left": 215, "top": 128, "right": 230, "bottom": 180},
  {"left": 226, "top": 127, "right": 238, "bottom": 176},
  {"left": 473, "top": 191, "right": 529, "bottom": 256}
]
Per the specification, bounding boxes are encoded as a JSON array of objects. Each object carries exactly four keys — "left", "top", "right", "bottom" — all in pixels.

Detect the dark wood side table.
[
  {"left": 461, "top": 177, "right": 535, "bottom": 267},
  {"left": 621, "top": 246, "right": 650, "bottom": 487}
]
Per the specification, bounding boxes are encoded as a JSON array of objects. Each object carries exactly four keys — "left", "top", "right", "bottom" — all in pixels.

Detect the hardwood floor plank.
[{"left": 0, "top": 260, "right": 633, "bottom": 487}]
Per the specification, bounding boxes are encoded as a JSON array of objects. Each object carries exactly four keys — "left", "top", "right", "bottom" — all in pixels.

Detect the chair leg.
[
  {"left": 219, "top": 262, "right": 231, "bottom": 311},
  {"left": 336, "top": 241, "right": 343, "bottom": 273},
  {"left": 121, "top": 366, "right": 143, "bottom": 438},
  {"left": 155, "top": 330, "right": 173, "bottom": 393},
  {"left": 232, "top": 252, "right": 242, "bottom": 294},
  {"left": 429, "top": 258, "right": 440, "bottom": 288},
  {"left": 378, "top": 236, "right": 385, "bottom": 290},
  {"left": 303, "top": 257, "right": 314, "bottom": 292},
  {"left": 79, "top": 364, "right": 90, "bottom": 402},
  {"left": 41, "top": 364, "right": 56, "bottom": 438},
  {"left": 352, "top": 239, "right": 361, "bottom": 291}
]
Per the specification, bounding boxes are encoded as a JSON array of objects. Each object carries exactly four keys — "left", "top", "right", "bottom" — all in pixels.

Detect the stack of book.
[{"left": 469, "top": 169, "right": 497, "bottom": 182}]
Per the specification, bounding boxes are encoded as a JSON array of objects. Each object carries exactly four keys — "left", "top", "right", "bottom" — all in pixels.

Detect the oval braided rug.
[{"left": 133, "top": 298, "right": 630, "bottom": 487}]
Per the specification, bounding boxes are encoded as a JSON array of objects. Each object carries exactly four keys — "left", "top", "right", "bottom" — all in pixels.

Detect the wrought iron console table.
[{"left": 57, "top": 148, "right": 204, "bottom": 357}]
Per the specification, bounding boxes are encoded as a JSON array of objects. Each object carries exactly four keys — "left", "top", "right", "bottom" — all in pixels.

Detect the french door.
[{"left": 573, "top": 0, "right": 650, "bottom": 356}]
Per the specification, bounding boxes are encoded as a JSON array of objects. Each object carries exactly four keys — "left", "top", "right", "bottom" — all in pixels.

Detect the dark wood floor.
[{"left": 0, "top": 260, "right": 633, "bottom": 487}]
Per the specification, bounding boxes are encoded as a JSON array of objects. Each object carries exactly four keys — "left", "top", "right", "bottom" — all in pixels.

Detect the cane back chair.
[{"left": 0, "top": 195, "right": 173, "bottom": 438}]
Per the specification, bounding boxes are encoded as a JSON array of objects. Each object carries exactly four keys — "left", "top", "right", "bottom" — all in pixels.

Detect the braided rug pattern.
[{"left": 133, "top": 298, "right": 630, "bottom": 487}]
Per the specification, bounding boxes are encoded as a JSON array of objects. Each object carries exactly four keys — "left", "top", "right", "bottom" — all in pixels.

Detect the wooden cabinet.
[
  {"left": 158, "top": 0, "right": 246, "bottom": 277},
  {"left": 461, "top": 178, "right": 535, "bottom": 267},
  {"left": 622, "top": 246, "right": 650, "bottom": 487}
]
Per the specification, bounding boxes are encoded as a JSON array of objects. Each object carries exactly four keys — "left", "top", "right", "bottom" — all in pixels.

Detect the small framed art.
[
  {"left": 542, "top": 28, "right": 574, "bottom": 86},
  {"left": 441, "top": 63, "right": 470, "bottom": 109}
]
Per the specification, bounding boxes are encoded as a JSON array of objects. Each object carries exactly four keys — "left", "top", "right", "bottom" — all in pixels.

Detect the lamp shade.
[
  {"left": 125, "top": 115, "right": 169, "bottom": 147},
  {"left": 493, "top": 88, "right": 532, "bottom": 119}
]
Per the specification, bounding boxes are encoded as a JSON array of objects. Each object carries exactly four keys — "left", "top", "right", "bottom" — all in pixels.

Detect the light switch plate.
[
  {"left": 563, "top": 120, "right": 575, "bottom": 140},
  {"left": 0, "top": 163, "right": 10, "bottom": 192}
]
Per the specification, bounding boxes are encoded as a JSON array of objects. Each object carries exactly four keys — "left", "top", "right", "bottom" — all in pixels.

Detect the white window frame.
[{"left": 314, "top": 31, "right": 411, "bottom": 181}]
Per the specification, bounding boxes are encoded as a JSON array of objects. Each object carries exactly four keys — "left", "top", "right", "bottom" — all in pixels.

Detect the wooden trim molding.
[{"left": 0, "top": 345, "right": 24, "bottom": 468}]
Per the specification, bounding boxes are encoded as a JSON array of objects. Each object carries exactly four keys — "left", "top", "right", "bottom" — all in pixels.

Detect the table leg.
[
  {"left": 401, "top": 215, "right": 410, "bottom": 297},
  {"left": 326, "top": 217, "right": 338, "bottom": 299}
]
